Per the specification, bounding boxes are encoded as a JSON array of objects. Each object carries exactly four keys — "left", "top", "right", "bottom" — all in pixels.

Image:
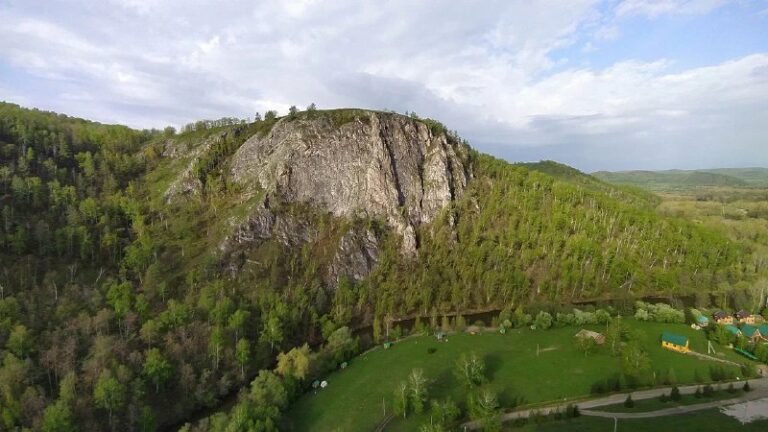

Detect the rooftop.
[
  {"left": 661, "top": 332, "right": 688, "bottom": 347},
  {"left": 741, "top": 324, "right": 760, "bottom": 338}
]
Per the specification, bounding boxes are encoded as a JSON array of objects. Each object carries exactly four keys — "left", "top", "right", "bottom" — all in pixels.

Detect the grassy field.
[
  {"left": 512, "top": 408, "right": 768, "bottom": 431},
  {"left": 284, "top": 319, "right": 750, "bottom": 431}
]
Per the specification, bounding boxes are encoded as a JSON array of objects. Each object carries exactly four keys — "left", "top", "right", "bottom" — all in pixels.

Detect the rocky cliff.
[{"left": 229, "top": 111, "right": 471, "bottom": 254}]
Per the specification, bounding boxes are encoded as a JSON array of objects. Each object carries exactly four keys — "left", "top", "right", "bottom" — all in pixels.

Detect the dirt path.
[
  {"left": 686, "top": 350, "right": 741, "bottom": 366},
  {"left": 461, "top": 378, "right": 768, "bottom": 430}
]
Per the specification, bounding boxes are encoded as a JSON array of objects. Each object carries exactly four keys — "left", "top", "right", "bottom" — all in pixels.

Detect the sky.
[{"left": 1, "top": 0, "right": 767, "bottom": 171}]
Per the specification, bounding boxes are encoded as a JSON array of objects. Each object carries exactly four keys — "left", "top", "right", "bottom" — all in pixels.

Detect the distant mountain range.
[{"left": 592, "top": 167, "right": 768, "bottom": 190}]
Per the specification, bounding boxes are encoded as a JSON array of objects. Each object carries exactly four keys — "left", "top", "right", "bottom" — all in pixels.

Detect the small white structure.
[{"left": 320, "top": 380, "right": 328, "bottom": 389}]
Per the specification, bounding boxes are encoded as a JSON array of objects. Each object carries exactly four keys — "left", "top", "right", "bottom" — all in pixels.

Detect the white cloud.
[
  {"left": 0, "top": 0, "right": 765, "bottom": 171},
  {"left": 615, "top": 0, "right": 728, "bottom": 18}
]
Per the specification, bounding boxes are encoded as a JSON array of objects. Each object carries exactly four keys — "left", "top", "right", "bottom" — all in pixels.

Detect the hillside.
[
  {"left": 700, "top": 168, "right": 768, "bottom": 187},
  {"left": 519, "top": 160, "right": 660, "bottom": 206},
  {"left": 0, "top": 103, "right": 760, "bottom": 431},
  {"left": 592, "top": 169, "right": 758, "bottom": 190}
]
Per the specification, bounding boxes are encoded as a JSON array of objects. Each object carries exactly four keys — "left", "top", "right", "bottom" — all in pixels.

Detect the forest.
[{"left": 0, "top": 102, "right": 765, "bottom": 431}]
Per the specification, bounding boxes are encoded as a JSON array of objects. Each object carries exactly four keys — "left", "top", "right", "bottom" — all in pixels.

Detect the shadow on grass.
[
  {"left": 498, "top": 385, "right": 527, "bottom": 409},
  {"left": 485, "top": 352, "right": 503, "bottom": 381}
]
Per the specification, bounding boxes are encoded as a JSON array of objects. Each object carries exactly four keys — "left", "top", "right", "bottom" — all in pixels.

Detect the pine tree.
[{"left": 624, "top": 394, "right": 634, "bottom": 408}]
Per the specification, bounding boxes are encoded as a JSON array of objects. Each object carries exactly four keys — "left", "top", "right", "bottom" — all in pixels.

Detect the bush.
[
  {"left": 709, "top": 365, "right": 726, "bottom": 382},
  {"left": 534, "top": 311, "right": 553, "bottom": 330},
  {"left": 744, "top": 381, "right": 751, "bottom": 392},
  {"left": 595, "top": 309, "right": 611, "bottom": 324},
  {"left": 703, "top": 384, "right": 715, "bottom": 397},
  {"left": 624, "top": 394, "right": 634, "bottom": 408},
  {"left": 571, "top": 405, "right": 580, "bottom": 418},
  {"left": 659, "top": 393, "right": 669, "bottom": 403},
  {"left": 670, "top": 386, "right": 681, "bottom": 401},
  {"left": 590, "top": 381, "right": 607, "bottom": 395},
  {"left": 694, "top": 387, "right": 702, "bottom": 398},
  {"left": 609, "top": 376, "right": 622, "bottom": 392},
  {"left": 455, "top": 315, "right": 467, "bottom": 332},
  {"left": 727, "top": 383, "right": 736, "bottom": 394},
  {"left": 693, "top": 368, "right": 704, "bottom": 383}
]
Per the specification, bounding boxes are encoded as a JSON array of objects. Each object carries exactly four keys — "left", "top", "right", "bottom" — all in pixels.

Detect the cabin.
[
  {"left": 575, "top": 329, "right": 605, "bottom": 345},
  {"left": 713, "top": 311, "right": 734, "bottom": 325},
  {"left": 661, "top": 332, "right": 689, "bottom": 353},
  {"left": 724, "top": 325, "right": 742, "bottom": 337},
  {"left": 742, "top": 314, "right": 763, "bottom": 325},
  {"left": 759, "top": 324, "right": 768, "bottom": 340},
  {"left": 696, "top": 315, "right": 709, "bottom": 327},
  {"left": 736, "top": 310, "right": 751, "bottom": 323},
  {"left": 741, "top": 325, "right": 762, "bottom": 343}
]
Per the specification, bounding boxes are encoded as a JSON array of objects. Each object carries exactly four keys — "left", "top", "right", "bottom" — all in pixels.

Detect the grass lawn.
[
  {"left": 284, "top": 319, "right": 751, "bottom": 431},
  {"left": 598, "top": 388, "right": 746, "bottom": 413},
  {"left": 513, "top": 408, "right": 768, "bottom": 431}
]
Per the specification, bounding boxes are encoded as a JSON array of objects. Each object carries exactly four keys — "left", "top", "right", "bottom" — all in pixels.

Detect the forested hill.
[
  {"left": 518, "top": 160, "right": 660, "bottom": 206},
  {"left": 592, "top": 168, "right": 768, "bottom": 190},
  {"left": 0, "top": 102, "right": 760, "bottom": 431}
]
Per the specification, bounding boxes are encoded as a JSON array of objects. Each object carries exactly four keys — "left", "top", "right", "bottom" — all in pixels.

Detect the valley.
[{"left": 0, "top": 103, "right": 766, "bottom": 431}]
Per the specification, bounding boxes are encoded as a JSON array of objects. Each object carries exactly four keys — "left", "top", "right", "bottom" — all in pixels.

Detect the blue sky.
[{"left": 1, "top": 0, "right": 767, "bottom": 171}]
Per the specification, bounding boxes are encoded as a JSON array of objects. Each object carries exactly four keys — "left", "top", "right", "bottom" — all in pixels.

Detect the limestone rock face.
[
  {"left": 326, "top": 228, "right": 380, "bottom": 287},
  {"left": 163, "top": 131, "right": 228, "bottom": 202},
  {"left": 218, "top": 198, "right": 318, "bottom": 253},
  {"left": 230, "top": 112, "right": 469, "bottom": 254}
]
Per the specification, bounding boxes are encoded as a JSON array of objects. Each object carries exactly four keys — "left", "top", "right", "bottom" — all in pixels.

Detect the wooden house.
[
  {"left": 724, "top": 325, "right": 741, "bottom": 337},
  {"left": 713, "top": 311, "right": 734, "bottom": 325},
  {"left": 759, "top": 324, "right": 768, "bottom": 341},
  {"left": 736, "top": 310, "right": 751, "bottom": 323},
  {"left": 741, "top": 325, "right": 763, "bottom": 343},
  {"left": 661, "top": 332, "right": 689, "bottom": 353}
]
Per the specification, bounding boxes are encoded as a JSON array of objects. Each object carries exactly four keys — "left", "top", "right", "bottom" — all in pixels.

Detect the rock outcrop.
[
  {"left": 163, "top": 131, "right": 228, "bottom": 201},
  {"left": 229, "top": 111, "right": 470, "bottom": 254},
  {"left": 325, "top": 228, "right": 380, "bottom": 287}
]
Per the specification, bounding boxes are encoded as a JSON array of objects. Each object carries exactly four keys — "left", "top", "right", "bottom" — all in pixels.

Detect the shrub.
[
  {"left": 659, "top": 393, "right": 669, "bottom": 403},
  {"left": 590, "top": 381, "right": 607, "bottom": 395},
  {"left": 624, "top": 394, "right": 634, "bottom": 408},
  {"left": 595, "top": 309, "right": 611, "bottom": 324},
  {"left": 703, "top": 384, "right": 715, "bottom": 397},
  {"left": 694, "top": 387, "right": 702, "bottom": 398},
  {"left": 693, "top": 368, "right": 704, "bottom": 383},
  {"left": 709, "top": 366, "right": 726, "bottom": 382},
  {"left": 727, "top": 383, "right": 736, "bottom": 394},
  {"left": 670, "top": 386, "right": 681, "bottom": 401},
  {"left": 534, "top": 311, "right": 553, "bottom": 330},
  {"left": 608, "top": 376, "right": 622, "bottom": 392},
  {"left": 744, "top": 381, "right": 751, "bottom": 392}
]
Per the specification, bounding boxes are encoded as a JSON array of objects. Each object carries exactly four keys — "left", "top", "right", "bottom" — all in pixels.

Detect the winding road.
[{"left": 461, "top": 377, "right": 768, "bottom": 430}]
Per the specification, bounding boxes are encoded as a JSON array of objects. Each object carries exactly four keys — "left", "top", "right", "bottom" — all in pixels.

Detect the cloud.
[
  {"left": 615, "top": 0, "right": 728, "bottom": 18},
  {"left": 0, "top": 0, "right": 765, "bottom": 171}
]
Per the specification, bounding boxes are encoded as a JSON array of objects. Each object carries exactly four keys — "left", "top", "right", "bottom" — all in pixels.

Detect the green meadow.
[{"left": 285, "top": 319, "right": 750, "bottom": 431}]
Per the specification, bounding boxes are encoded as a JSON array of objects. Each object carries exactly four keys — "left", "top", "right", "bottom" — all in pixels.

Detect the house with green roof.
[
  {"left": 741, "top": 324, "right": 762, "bottom": 342},
  {"left": 759, "top": 324, "right": 768, "bottom": 340},
  {"left": 661, "top": 332, "right": 689, "bottom": 353},
  {"left": 696, "top": 315, "right": 709, "bottom": 327},
  {"left": 724, "top": 325, "right": 741, "bottom": 336}
]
